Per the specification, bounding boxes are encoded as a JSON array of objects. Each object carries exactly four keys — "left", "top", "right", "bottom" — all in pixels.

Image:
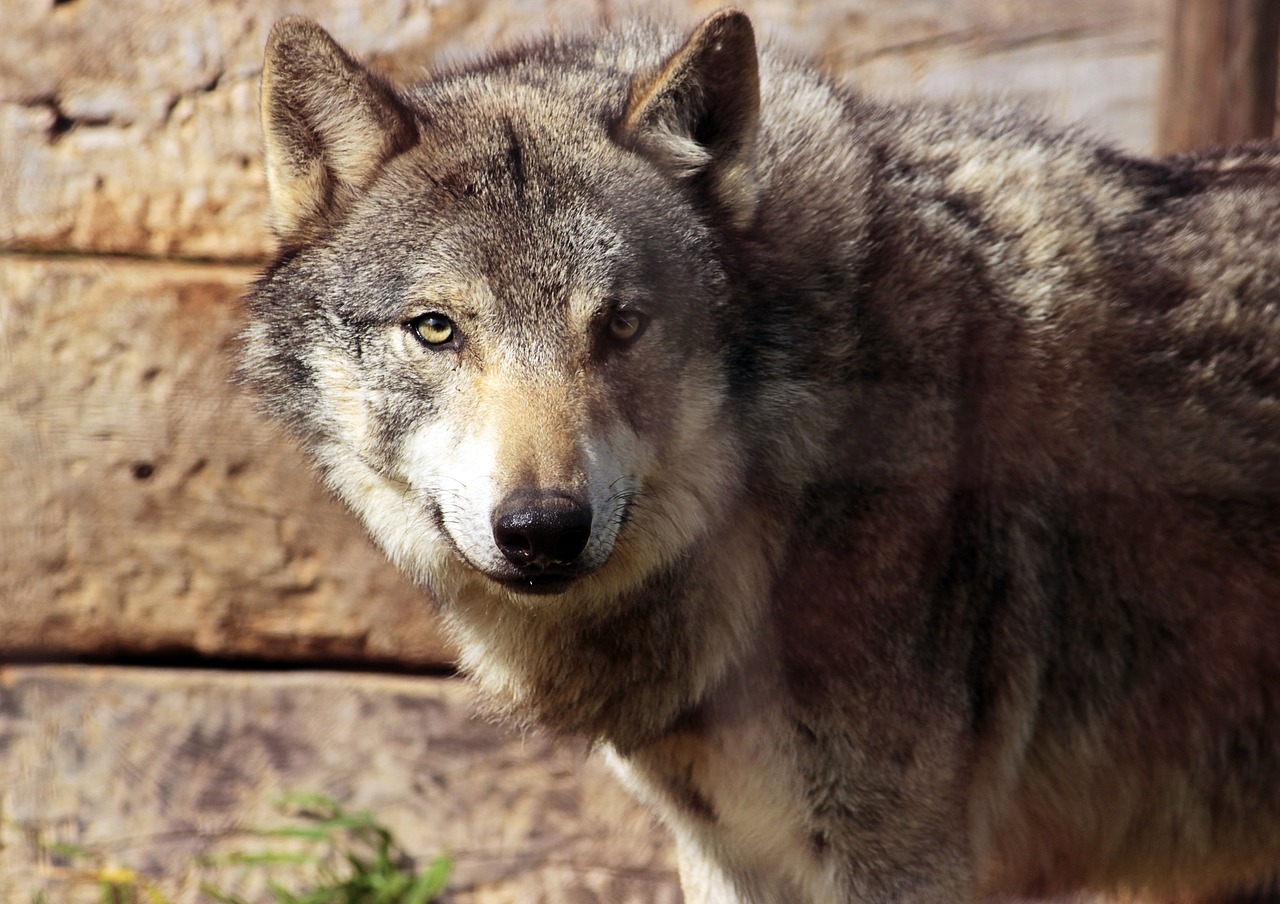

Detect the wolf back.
[{"left": 242, "top": 10, "right": 1280, "bottom": 903}]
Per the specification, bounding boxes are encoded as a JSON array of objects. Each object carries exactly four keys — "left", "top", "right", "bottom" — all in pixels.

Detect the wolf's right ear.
[
  {"left": 620, "top": 10, "right": 761, "bottom": 229},
  {"left": 260, "top": 18, "right": 418, "bottom": 244}
]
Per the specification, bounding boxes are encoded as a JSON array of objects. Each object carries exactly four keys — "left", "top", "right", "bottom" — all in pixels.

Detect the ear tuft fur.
[
  {"left": 260, "top": 17, "right": 418, "bottom": 243},
  {"left": 621, "top": 9, "right": 761, "bottom": 228}
]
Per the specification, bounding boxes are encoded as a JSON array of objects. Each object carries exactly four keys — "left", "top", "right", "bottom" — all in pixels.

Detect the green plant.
[
  {"left": 29, "top": 794, "right": 450, "bottom": 904},
  {"left": 30, "top": 840, "right": 169, "bottom": 904},
  {"left": 202, "top": 794, "right": 451, "bottom": 904}
]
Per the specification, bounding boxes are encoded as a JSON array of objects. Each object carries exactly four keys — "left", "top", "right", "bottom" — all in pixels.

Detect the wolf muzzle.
[{"left": 491, "top": 489, "right": 593, "bottom": 592}]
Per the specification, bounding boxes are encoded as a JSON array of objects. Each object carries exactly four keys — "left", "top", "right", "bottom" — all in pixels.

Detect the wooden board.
[{"left": 0, "top": 665, "right": 678, "bottom": 904}]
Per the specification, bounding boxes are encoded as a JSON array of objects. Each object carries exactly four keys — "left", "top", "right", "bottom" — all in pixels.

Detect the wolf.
[{"left": 241, "top": 8, "right": 1280, "bottom": 902}]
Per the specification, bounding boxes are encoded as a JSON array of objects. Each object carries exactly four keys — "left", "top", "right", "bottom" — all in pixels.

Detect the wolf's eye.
[
  {"left": 408, "top": 313, "right": 456, "bottom": 347},
  {"left": 608, "top": 310, "right": 649, "bottom": 344}
]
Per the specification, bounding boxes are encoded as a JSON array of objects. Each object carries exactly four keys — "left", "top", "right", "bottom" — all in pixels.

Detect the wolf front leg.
[
  {"left": 673, "top": 829, "right": 833, "bottom": 904},
  {"left": 663, "top": 754, "right": 979, "bottom": 903},
  {"left": 606, "top": 676, "right": 977, "bottom": 902},
  {"left": 673, "top": 827, "right": 975, "bottom": 904},
  {"left": 676, "top": 839, "right": 750, "bottom": 904}
]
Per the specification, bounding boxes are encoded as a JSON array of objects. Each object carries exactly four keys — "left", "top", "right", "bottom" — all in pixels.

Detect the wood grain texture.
[
  {"left": 1, "top": 0, "right": 1162, "bottom": 261},
  {"left": 0, "top": 256, "right": 450, "bottom": 667},
  {"left": 0, "top": 665, "right": 678, "bottom": 904},
  {"left": 1156, "top": 0, "right": 1280, "bottom": 152}
]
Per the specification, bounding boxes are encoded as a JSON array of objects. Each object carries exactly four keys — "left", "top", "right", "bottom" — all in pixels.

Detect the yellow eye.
[
  {"left": 609, "top": 310, "right": 648, "bottom": 343},
  {"left": 410, "top": 313, "right": 455, "bottom": 346}
]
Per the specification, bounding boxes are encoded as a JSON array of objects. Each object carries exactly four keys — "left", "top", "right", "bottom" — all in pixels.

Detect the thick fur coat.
[{"left": 242, "top": 10, "right": 1280, "bottom": 902}]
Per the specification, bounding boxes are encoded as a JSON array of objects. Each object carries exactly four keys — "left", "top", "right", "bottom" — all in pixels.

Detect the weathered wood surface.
[
  {"left": 0, "top": 665, "right": 678, "bottom": 903},
  {"left": 1156, "top": 0, "right": 1280, "bottom": 153},
  {"left": 2, "top": 0, "right": 1161, "bottom": 261},
  {"left": 1, "top": 256, "right": 450, "bottom": 668}
]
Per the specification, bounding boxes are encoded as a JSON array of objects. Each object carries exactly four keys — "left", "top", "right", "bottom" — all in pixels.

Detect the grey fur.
[{"left": 243, "top": 11, "right": 1280, "bottom": 903}]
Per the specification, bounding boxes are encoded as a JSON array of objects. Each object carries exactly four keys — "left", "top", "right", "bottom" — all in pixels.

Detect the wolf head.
[{"left": 243, "top": 13, "right": 762, "bottom": 613}]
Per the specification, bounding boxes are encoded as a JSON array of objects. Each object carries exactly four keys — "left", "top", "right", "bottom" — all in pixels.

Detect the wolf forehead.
[
  {"left": 255, "top": 10, "right": 767, "bottom": 317},
  {"left": 309, "top": 88, "right": 720, "bottom": 325},
  {"left": 370, "top": 141, "right": 671, "bottom": 278}
]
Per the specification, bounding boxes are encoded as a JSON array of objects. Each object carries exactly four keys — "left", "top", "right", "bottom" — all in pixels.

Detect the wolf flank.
[{"left": 242, "top": 10, "right": 1280, "bottom": 903}]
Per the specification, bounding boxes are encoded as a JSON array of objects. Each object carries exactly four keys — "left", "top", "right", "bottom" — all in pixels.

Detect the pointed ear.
[
  {"left": 260, "top": 17, "right": 418, "bottom": 243},
  {"left": 620, "top": 10, "right": 761, "bottom": 228}
]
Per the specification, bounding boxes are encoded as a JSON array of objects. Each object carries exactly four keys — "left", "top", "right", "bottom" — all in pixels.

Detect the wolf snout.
[{"left": 491, "top": 490, "right": 593, "bottom": 573}]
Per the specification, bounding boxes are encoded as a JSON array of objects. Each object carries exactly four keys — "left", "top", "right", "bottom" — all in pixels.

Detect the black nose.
[{"left": 492, "top": 491, "right": 593, "bottom": 571}]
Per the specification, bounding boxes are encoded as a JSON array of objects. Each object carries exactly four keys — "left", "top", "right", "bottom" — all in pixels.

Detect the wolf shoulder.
[{"left": 743, "top": 46, "right": 1280, "bottom": 473}]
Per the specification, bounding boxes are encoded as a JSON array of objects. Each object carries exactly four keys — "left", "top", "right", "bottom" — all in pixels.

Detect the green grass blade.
[
  {"left": 413, "top": 854, "right": 452, "bottom": 902},
  {"left": 42, "top": 841, "right": 94, "bottom": 861},
  {"left": 266, "top": 879, "right": 308, "bottom": 904},
  {"left": 254, "top": 826, "right": 334, "bottom": 841},
  {"left": 198, "top": 882, "right": 250, "bottom": 904}
]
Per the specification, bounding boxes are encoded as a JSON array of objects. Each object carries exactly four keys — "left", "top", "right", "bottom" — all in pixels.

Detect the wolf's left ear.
[
  {"left": 260, "top": 18, "right": 419, "bottom": 244},
  {"left": 620, "top": 9, "right": 761, "bottom": 229}
]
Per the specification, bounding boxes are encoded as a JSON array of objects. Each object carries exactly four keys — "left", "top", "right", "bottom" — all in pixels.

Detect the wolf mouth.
[
  {"left": 492, "top": 572, "right": 582, "bottom": 596},
  {"left": 478, "top": 546, "right": 605, "bottom": 597}
]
